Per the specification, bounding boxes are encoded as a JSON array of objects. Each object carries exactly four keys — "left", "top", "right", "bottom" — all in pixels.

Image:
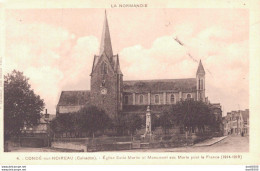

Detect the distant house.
[
  {"left": 20, "top": 109, "right": 55, "bottom": 147},
  {"left": 22, "top": 109, "right": 55, "bottom": 136},
  {"left": 223, "top": 109, "right": 249, "bottom": 135}
]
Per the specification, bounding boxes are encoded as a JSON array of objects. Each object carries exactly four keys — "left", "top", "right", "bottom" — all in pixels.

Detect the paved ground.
[
  {"left": 8, "top": 147, "right": 60, "bottom": 152},
  {"left": 125, "top": 135, "right": 249, "bottom": 152},
  {"left": 8, "top": 135, "right": 249, "bottom": 152},
  {"left": 193, "top": 136, "right": 227, "bottom": 147}
]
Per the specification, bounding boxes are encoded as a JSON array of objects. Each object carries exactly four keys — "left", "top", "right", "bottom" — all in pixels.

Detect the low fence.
[
  {"left": 52, "top": 136, "right": 133, "bottom": 152},
  {"left": 20, "top": 137, "right": 50, "bottom": 148},
  {"left": 50, "top": 134, "right": 209, "bottom": 152},
  {"left": 51, "top": 141, "right": 87, "bottom": 152},
  {"left": 5, "top": 136, "right": 50, "bottom": 151},
  {"left": 6, "top": 133, "right": 213, "bottom": 152}
]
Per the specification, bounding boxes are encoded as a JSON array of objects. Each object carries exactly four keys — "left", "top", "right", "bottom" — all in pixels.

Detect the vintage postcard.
[{"left": 0, "top": 0, "right": 259, "bottom": 165}]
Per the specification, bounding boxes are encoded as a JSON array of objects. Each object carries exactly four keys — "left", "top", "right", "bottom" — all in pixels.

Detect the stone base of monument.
[
  {"left": 87, "top": 142, "right": 132, "bottom": 152},
  {"left": 52, "top": 141, "right": 87, "bottom": 152},
  {"left": 132, "top": 141, "right": 141, "bottom": 149},
  {"left": 140, "top": 142, "right": 150, "bottom": 149},
  {"left": 149, "top": 142, "right": 161, "bottom": 148},
  {"left": 115, "top": 142, "right": 132, "bottom": 150}
]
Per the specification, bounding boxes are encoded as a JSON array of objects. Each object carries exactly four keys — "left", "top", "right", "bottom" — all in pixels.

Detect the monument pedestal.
[{"left": 144, "top": 106, "right": 152, "bottom": 140}]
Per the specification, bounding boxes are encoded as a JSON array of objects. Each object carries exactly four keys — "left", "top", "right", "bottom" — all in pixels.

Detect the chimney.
[{"left": 45, "top": 109, "right": 49, "bottom": 119}]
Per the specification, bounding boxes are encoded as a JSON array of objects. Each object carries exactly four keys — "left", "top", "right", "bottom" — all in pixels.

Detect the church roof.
[
  {"left": 123, "top": 78, "right": 197, "bottom": 93},
  {"left": 99, "top": 10, "right": 113, "bottom": 58},
  {"left": 91, "top": 11, "right": 122, "bottom": 76},
  {"left": 196, "top": 60, "right": 205, "bottom": 75},
  {"left": 57, "top": 90, "right": 91, "bottom": 106}
]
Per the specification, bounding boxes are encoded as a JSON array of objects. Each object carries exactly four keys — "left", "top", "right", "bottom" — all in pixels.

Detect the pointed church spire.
[
  {"left": 99, "top": 10, "right": 113, "bottom": 58},
  {"left": 196, "top": 60, "right": 205, "bottom": 75}
]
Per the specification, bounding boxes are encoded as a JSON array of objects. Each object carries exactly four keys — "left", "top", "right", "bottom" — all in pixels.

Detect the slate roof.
[
  {"left": 91, "top": 11, "right": 122, "bottom": 76},
  {"left": 57, "top": 90, "right": 91, "bottom": 106},
  {"left": 196, "top": 60, "right": 205, "bottom": 75},
  {"left": 99, "top": 10, "right": 113, "bottom": 59},
  {"left": 123, "top": 78, "right": 197, "bottom": 93}
]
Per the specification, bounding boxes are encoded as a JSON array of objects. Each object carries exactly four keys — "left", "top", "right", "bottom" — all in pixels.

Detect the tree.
[
  {"left": 4, "top": 70, "right": 45, "bottom": 139},
  {"left": 151, "top": 114, "right": 160, "bottom": 132},
  {"left": 50, "top": 106, "right": 112, "bottom": 138},
  {"left": 159, "top": 110, "right": 173, "bottom": 134},
  {"left": 172, "top": 99, "right": 212, "bottom": 134},
  {"left": 77, "top": 106, "right": 111, "bottom": 138},
  {"left": 50, "top": 114, "right": 75, "bottom": 137},
  {"left": 124, "top": 114, "right": 143, "bottom": 136},
  {"left": 79, "top": 106, "right": 111, "bottom": 137},
  {"left": 115, "top": 113, "right": 127, "bottom": 136}
]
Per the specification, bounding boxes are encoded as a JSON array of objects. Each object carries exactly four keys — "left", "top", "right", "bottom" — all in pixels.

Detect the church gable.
[
  {"left": 91, "top": 53, "right": 115, "bottom": 76},
  {"left": 91, "top": 53, "right": 122, "bottom": 76}
]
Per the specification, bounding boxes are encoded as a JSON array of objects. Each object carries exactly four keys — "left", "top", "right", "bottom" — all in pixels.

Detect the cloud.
[
  {"left": 5, "top": 12, "right": 249, "bottom": 115},
  {"left": 5, "top": 18, "right": 99, "bottom": 113},
  {"left": 120, "top": 35, "right": 195, "bottom": 80},
  {"left": 120, "top": 24, "right": 249, "bottom": 114},
  {"left": 59, "top": 36, "right": 99, "bottom": 90},
  {"left": 24, "top": 66, "right": 64, "bottom": 111},
  {"left": 5, "top": 19, "right": 71, "bottom": 72}
]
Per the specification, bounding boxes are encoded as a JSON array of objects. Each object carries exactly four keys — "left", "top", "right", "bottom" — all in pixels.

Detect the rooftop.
[
  {"left": 123, "top": 78, "right": 197, "bottom": 93},
  {"left": 57, "top": 90, "right": 91, "bottom": 106}
]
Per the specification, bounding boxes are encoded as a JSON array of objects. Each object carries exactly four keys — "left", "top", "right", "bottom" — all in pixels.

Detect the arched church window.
[
  {"left": 139, "top": 95, "right": 144, "bottom": 104},
  {"left": 124, "top": 96, "right": 128, "bottom": 105},
  {"left": 187, "top": 94, "right": 191, "bottom": 99},
  {"left": 101, "top": 62, "right": 108, "bottom": 74},
  {"left": 155, "top": 95, "right": 160, "bottom": 104},
  {"left": 170, "top": 94, "right": 175, "bottom": 104},
  {"left": 200, "top": 79, "right": 203, "bottom": 90}
]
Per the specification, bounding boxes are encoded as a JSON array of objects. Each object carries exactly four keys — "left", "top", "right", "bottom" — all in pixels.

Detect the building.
[
  {"left": 223, "top": 109, "right": 249, "bottom": 136},
  {"left": 20, "top": 109, "right": 55, "bottom": 147},
  {"left": 22, "top": 109, "right": 55, "bottom": 136},
  {"left": 57, "top": 12, "right": 207, "bottom": 121}
]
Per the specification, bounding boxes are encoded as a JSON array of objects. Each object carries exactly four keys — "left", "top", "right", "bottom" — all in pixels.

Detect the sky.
[{"left": 5, "top": 8, "right": 249, "bottom": 115}]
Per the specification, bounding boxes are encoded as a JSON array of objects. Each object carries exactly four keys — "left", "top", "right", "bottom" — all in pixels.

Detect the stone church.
[{"left": 56, "top": 12, "right": 207, "bottom": 121}]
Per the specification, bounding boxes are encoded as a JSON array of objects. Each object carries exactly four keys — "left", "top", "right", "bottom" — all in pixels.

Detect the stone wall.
[
  {"left": 90, "top": 60, "right": 121, "bottom": 120},
  {"left": 123, "top": 91, "right": 197, "bottom": 106},
  {"left": 58, "top": 105, "right": 83, "bottom": 114},
  {"left": 51, "top": 141, "right": 87, "bottom": 152}
]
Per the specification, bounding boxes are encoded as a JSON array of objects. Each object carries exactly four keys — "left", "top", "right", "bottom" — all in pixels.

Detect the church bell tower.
[
  {"left": 90, "top": 11, "right": 123, "bottom": 120},
  {"left": 196, "top": 60, "right": 205, "bottom": 101}
]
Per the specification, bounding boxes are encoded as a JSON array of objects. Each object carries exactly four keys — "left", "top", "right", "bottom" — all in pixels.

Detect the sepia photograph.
[{"left": 3, "top": 8, "right": 250, "bottom": 154}]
